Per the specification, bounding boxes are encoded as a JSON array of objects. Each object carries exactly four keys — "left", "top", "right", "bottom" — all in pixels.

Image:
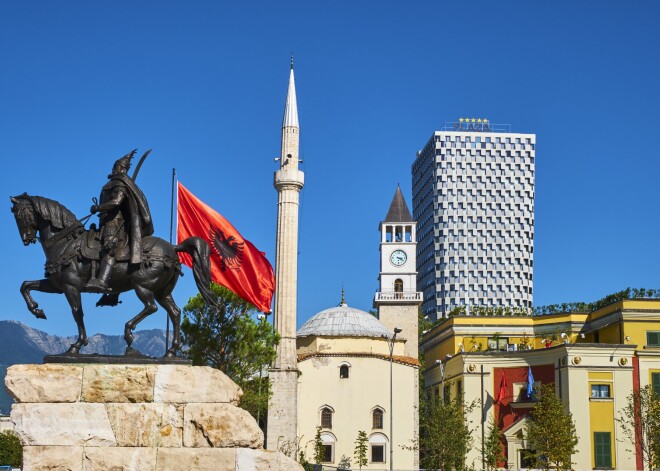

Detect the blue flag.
[{"left": 526, "top": 367, "right": 535, "bottom": 399}]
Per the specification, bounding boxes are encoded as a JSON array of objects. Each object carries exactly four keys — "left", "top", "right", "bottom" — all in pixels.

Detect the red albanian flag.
[
  {"left": 496, "top": 370, "right": 508, "bottom": 404},
  {"left": 177, "top": 182, "right": 275, "bottom": 313}
]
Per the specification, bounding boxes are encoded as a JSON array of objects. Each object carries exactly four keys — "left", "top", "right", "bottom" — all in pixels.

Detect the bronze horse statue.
[{"left": 11, "top": 193, "right": 214, "bottom": 357}]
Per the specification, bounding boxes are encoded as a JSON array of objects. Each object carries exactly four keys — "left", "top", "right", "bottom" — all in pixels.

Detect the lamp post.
[{"left": 386, "top": 327, "right": 402, "bottom": 471}]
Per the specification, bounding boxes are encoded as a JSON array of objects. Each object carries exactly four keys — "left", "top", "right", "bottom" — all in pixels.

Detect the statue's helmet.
[{"left": 112, "top": 149, "right": 136, "bottom": 174}]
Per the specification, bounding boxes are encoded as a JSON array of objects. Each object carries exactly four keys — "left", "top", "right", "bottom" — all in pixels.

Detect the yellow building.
[{"left": 422, "top": 298, "right": 660, "bottom": 470}]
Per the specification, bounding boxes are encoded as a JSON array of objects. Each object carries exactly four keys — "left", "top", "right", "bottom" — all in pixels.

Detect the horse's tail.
[{"left": 175, "top": 237, "right": 216, "bottom": 307}]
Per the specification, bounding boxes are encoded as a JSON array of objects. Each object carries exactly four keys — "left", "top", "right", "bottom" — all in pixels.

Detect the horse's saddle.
[
  {"left": 79, "top": 227, "right": 125, "bottom": 261},
  {"left": 80, "top": 227, "right": 156, "bottom": 262}
]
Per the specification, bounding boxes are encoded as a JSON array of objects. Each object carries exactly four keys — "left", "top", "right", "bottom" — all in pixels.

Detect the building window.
[
  {"left": 321, "top": 407, "right": 333, "bottom": 428},
  {"left": 594, "top": 432, "right": 612, "bottom": 468},
  {"left": 371, "top": 445, "right": 385, "bottom": 463},
  {"left": 591, "top": 384, "right": 611, "bottom": 398},
  {"left": 652, "top": 372, "right": 660, "bottom": 395},
  {"left": 394, "top": 279, "right": 403, "bottom": 292},
  {"left": 340, "top": 364, "right": 349, "bottom": 379},
  {"left": 323, "top": 444, "right": 333, "bottom": 463},
  {"left": 373, "top": 409, "right": 384, "bottom": 429},
  {"left": 487, "top": 337, "right": 508, "bottom": 351},
  {"left": 647, "top": 331, "right": 660, "bottom": 347},
  {"left": 320, "top": 433, "right": 336, "bottom": 463},
  {"left": 369, "top": 433, "right": 388, "bottom": 463}
]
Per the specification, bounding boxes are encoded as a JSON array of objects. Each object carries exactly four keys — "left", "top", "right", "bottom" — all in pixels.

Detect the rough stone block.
[
  {"left": 155, "top": 448, "right": 237, "bottom": 471},
  {"left": 82, "top": 447, "right": 157, "bottom": 470},
  {"left": 5, "top": 364, "right": 83, "bottom": 403},
  {"left": 82, "top": 364, "right": 155, "bottom": 403},
  {"left": 153, "top": 365, "right": 241, "bottom": 404},
  {"left": 12, "top": 403, "right": 116, "bottom": 447},
  {"left": 237, "top": 448, "right": 305, "bottom": 471},
  {"left": 105, "top": 403, "right": 183, "bottom": 447},
  {"left": 183, "top": 403, "right": 263, "bottom": 448},
  {"left": 22, "top": 445, "right": 83, "bottom": 471}
]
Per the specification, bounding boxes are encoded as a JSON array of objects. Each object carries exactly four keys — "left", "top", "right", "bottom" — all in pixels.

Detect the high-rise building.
[{"left": 412, "top": 121, "right": 535, "bottom": 320}]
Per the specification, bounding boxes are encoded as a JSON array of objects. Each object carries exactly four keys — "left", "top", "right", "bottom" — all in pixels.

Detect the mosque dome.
[{"left": 297, "top": 302, "right": 391, "bottom": 338}]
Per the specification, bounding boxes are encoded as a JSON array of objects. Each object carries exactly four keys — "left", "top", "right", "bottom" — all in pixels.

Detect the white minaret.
[{"left": 267, "top": 57, "right": 304, "bottom": 450}]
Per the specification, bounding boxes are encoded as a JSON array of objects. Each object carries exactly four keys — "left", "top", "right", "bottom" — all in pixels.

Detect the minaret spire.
[
  {"left": 282, "top": 59, "right": 299, "bottom": 129},
  {"left": 267, "top": 59, "right": 305, "bottom": 450}
]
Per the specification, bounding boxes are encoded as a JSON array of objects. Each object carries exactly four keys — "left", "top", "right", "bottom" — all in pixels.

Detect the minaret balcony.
[{"left": 374, "top": 291, "right": 422, "bottom": 305}]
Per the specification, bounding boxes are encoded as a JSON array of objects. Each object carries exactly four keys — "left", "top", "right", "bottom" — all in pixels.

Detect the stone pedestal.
[{"left": 6, "top": 364, "right": 302, "bottom": 471}]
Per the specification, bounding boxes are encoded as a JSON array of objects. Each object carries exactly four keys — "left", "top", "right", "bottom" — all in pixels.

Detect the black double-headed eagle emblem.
[{"left": 210, "top": 227, "right": 245, "bottom": 271}]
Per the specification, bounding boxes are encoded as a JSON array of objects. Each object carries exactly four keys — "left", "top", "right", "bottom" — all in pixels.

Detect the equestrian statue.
[{"left": 11, "top": 150, "right": 214, "bottom": 358}]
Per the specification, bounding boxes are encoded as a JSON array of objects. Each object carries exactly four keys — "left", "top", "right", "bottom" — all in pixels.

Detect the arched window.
[
  {"left": 394, "top": 279, "right": 403, "bottom": 299},
  {"left": 321, "top": 407, "right": 333, "bottom": 429},
  {"left": 340, "top": 364, "right": 350, "bottom": 379},
  {"left": 394, "top": 279, "right": 403, "bottom": 292},
  {"left": 372, "top": 408, "right": 384, "bottom": 429}
]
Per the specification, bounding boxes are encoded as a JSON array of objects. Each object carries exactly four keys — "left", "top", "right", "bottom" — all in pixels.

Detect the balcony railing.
[{"left": 374, "top": 291, "right": 422, "bottom": 302}]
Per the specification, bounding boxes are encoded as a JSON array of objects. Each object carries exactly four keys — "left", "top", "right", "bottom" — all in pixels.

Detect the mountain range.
[{"left": 0, "top": 320, "right": 168, "bottom": 415}]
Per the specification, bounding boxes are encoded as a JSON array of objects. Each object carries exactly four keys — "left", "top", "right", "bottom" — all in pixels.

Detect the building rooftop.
[{"left": 297, "top": 303, "right": 391, "bottom": 338}]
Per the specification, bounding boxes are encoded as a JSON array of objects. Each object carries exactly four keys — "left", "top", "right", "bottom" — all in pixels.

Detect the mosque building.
[{"left": 296, "top": 297, "right": 418, "bottom": 467}]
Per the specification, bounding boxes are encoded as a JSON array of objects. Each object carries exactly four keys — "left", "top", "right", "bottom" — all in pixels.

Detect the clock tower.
[{"left": 374, "top": 186, "right": 422, "bottom": 358}]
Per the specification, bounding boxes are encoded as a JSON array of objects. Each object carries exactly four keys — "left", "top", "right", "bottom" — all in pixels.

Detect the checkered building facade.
[{"left": 412, "top": 130, "right": 535, "bottom": 320}]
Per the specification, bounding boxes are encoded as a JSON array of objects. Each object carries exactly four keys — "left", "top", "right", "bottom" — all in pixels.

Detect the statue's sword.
[{"left": 131, "top": 149, "right": 152, "bottom": 182}]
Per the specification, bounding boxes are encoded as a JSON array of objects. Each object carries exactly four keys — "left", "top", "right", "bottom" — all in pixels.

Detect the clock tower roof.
[{"left": 384, "top": 185, "right": 414, "bottom": 223}]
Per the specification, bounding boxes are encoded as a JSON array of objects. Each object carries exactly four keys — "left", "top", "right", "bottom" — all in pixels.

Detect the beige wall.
[
  {"left": 377, "top": 304, "right": 419, "bottom": 359},
  {"left": 298, "top": 353, "right": 418, "bottom": 469},
  {"left": 297, "top": 336, "right": 406, "bottom": 357}
]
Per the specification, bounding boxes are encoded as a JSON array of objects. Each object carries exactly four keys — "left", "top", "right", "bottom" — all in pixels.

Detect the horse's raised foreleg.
[
  {"left": 124, "top": 286, "right": 158, "bottom": 353},
  {"left": 63, "top": 285, "right": 88, "bottom": 354},
  {"left": 157, "top": 294, "right": 181, "bottom": 358},
  {"left": 20, "top": 279, "right": 63, "bottom": 320}
]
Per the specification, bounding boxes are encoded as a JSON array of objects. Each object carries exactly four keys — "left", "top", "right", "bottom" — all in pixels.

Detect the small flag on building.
[
  {"left": 497, "top": 371, "right": 508, "bottom": 404},
  {"left": 177, "top": 182, "right": 275, "bottom": 313},
  {"left": 526, "top": 366, "right": 535, "bottom": 399}
]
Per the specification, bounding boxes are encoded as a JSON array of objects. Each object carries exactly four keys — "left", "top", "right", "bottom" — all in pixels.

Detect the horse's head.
[{"left": 11, "top": 193, "right": 38, "bottom": 246}]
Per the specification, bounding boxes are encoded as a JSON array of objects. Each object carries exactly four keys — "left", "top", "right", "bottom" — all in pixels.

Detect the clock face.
[{"left": 390, "top": 249, "right": 407, "bottom": 267}]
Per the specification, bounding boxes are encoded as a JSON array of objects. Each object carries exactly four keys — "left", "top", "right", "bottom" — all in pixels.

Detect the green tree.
[
  {"left": 415, "top": 387, "right": 478, "bottom": 470},
  {"left": 484, "top": 417, "right": 504, "bottom": 471},
  {"left": 181, "top": 283, "right": 280, "bottom": 425},
  {"left": 354, "top": 430, "right": 369, "bottom": 470},
  {"left": 616, "top": 384, "right": 660, "bottom": 471},
  {"left": 525, "top": 384, "right": 578, "bottom": 471},
  {"left": 312, "top": 426, "right": 325, "bottom": 465},
  {"left": 0, "top": 430, "right": 22, "bottom": 468}
]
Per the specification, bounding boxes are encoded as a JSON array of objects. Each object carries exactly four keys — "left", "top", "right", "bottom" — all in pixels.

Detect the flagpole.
[{"left": 166, "top": 168, "right": 177, "bottom": 353}]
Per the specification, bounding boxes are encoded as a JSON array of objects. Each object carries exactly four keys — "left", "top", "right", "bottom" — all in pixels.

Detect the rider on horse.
[{"left": 86, "top": 150, "right": 154, "bottom": 293}]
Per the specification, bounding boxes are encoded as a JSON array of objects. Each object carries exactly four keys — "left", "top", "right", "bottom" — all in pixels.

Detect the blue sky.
[{"left": 1, "top": 1, "right": 659, "bottom": 337}]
